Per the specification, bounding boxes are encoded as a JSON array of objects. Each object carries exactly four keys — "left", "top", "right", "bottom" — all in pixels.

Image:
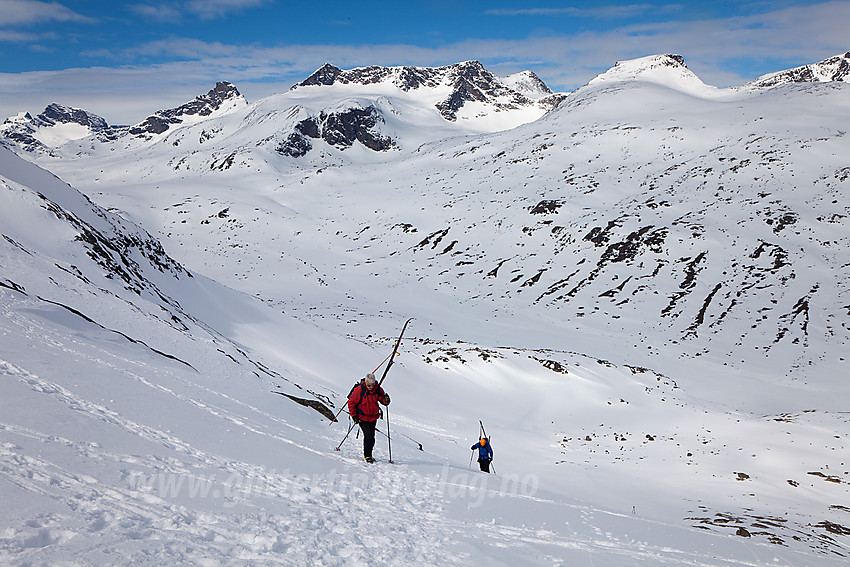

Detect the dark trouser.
[
  {"left": 478, "top": 458, "right": 491, "bottom": 473},
  {"left": 359, "top": 420, "right": 377, "bottom": 458}
]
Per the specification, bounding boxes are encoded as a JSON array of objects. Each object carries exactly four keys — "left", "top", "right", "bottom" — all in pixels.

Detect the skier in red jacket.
[{"left": 347, "top": 373, "right": 390, "bottom": 463}]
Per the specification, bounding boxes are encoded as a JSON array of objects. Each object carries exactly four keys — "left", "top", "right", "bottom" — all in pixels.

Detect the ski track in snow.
[
  {"left": 0, "top": 359, "right": 450, "bottom": 565},
  {"left": 4, "top": 357, "right": 820, "bottom": 567}
]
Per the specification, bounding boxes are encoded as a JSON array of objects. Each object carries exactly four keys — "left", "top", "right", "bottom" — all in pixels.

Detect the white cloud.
[
  {"left": 0, "top": 0, "right": 92, "bottom": 27},
  {"left": 609, "top": 1, "right": 850, "bottom": 73},
  {"left": 184, "top": 0, "right": 270, "bottom": 20},
  {"left": 128, "top": 3, "right": 183, "bottom": 23},
  {"left": 128, "top": 0, "right": 270, "bottom": 22},
  {"left": 85, "top": 37, "right": 244, "bottom": 60},
  {"left": 485, "top": 4, "right": 678, "bottom": 19},
  {"left": 0, "top": 28, "right": 38, "bottom": 41}
]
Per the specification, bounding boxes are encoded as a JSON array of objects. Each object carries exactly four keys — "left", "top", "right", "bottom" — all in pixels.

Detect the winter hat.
[{"left": 365, "top": 373, "right": 377, "bottom": 385}]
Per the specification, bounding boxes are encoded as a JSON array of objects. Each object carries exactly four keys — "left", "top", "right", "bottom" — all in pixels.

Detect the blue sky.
[{"left": 0, "top": 0, "right": 848, "bottom": 123}]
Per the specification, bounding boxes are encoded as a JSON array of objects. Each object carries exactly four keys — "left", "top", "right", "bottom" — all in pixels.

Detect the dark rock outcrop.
[
  {"left": 38, "top": 103, "right": 109, "bottom": 130},
  {"left": 277, "top": 104, "right": 396, "bottom": 157}
]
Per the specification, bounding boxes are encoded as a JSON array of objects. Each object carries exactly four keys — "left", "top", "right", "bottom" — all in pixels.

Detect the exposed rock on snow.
[
  {"left": 746, "top": 51, "right": 850, "bottom": 88},
  {"left": 279, "top": 102, "right": 396, "bottom": 155},
  {"left": 129, "top": 81, "right": 246, "bottom": 139}
]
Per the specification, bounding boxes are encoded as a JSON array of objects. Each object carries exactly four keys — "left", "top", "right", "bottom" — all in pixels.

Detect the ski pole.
[
  {"left": 386, "top": 406, "right": 394, "bottom": 464},
  {"left": 334, "top": 420, "right": 357, "bottom": 451},
  {"left": 335, "top": 409, "right": 424, "bottom": 451},
  {"left": 470, "top": 422, "right": 481, "bottom": 468}
]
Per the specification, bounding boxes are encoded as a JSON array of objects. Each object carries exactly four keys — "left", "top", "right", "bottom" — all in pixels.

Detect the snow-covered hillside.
[{"left": 2, "top": 54, "right": 849, "bottom": 565}]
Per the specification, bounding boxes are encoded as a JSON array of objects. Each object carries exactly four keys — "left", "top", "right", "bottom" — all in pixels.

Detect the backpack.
[
  {"left": 348, "top": 380, "right": 365, "bottom": 400},
  {"left": 348, "top": 381, "right": 366, "bottom": 417},
  {"left": 348, "top": 380, "right": 383, "bottom": 420}
]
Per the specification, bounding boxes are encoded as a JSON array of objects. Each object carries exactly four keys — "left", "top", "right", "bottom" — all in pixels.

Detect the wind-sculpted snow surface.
[{"left": 2, "top": 54, "right": 850, "bottom": 565}]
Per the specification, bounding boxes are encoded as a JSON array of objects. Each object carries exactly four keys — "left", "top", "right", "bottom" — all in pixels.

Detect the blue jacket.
[{"left": 471, "top": 439, "right": 493, "bottom": 460}]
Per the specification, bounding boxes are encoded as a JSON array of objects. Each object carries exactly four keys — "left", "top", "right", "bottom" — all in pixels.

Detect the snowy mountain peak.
[
  {"left": 590, "top": 53, "right": 689, "bottom": 82},
  {"left": 292, "top": 60, "right": 564, "bottom": 122},
  {"left": 294, "top": 61, "right": 492, "bottom": 92},
  {"left": 0, "top": 103, "right": 110, "bottom": 154},
  {"left": 1, "top": 64, "right": 560, "bottom": 163},
  {"left": 297, "top": 63, "right": 345, "bottom": 86},
  {"left": 502, "top": 70, "right": 553, "bottom": 99},
  {"left": 128, "top": 81, "right": 247, "bottom": 139},
  {"left": 746, "top": 50, "right": 850, "bottom": 88},
  {"left": 585, "top": 53, "right": 716, "bottom": 96}
]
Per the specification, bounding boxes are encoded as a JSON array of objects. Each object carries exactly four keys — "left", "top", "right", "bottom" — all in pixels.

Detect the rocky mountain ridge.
[
  {"left": 127, "top": 81, "right": 246, "bottom": 139},
  {"left": 0, "top": 81, "right": 247, "bottom": 156},
  {"left": 747, "top": 51, "right": 850, "bottom": 88},
  {"left": 295, "top": 60, "right": 565, "bottom": 121},
  {"left": 0, "top": 146, "right": 192, "bottom": 333},
  {"left": 1, "top": 103, "right": 110, "bottom": 154}
]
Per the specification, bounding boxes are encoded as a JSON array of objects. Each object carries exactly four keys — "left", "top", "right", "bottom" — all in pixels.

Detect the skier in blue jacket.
[{"left": 471, "top": 437, "right": 493, "bottom": 473}]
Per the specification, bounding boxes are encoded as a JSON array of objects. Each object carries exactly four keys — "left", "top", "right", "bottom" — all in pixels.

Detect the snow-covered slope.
[{"left": 2, "top": 53, "right": 850, "bottom": 565}]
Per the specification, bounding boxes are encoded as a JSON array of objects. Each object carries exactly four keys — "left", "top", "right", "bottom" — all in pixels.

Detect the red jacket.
[{"left": 347, "top": 381, "right": 388, "bottom": 423}]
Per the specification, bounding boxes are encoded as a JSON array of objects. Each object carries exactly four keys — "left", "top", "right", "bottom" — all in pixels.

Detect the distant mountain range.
[
  {"left": 3, "top": 53, "right": 849, "bottom": 162},
  {"left": 1, "top": 60, "right": 562, "bottom": 159},
  {"left": 1, "top": 81, "right": 247, "bottom": 154}
]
